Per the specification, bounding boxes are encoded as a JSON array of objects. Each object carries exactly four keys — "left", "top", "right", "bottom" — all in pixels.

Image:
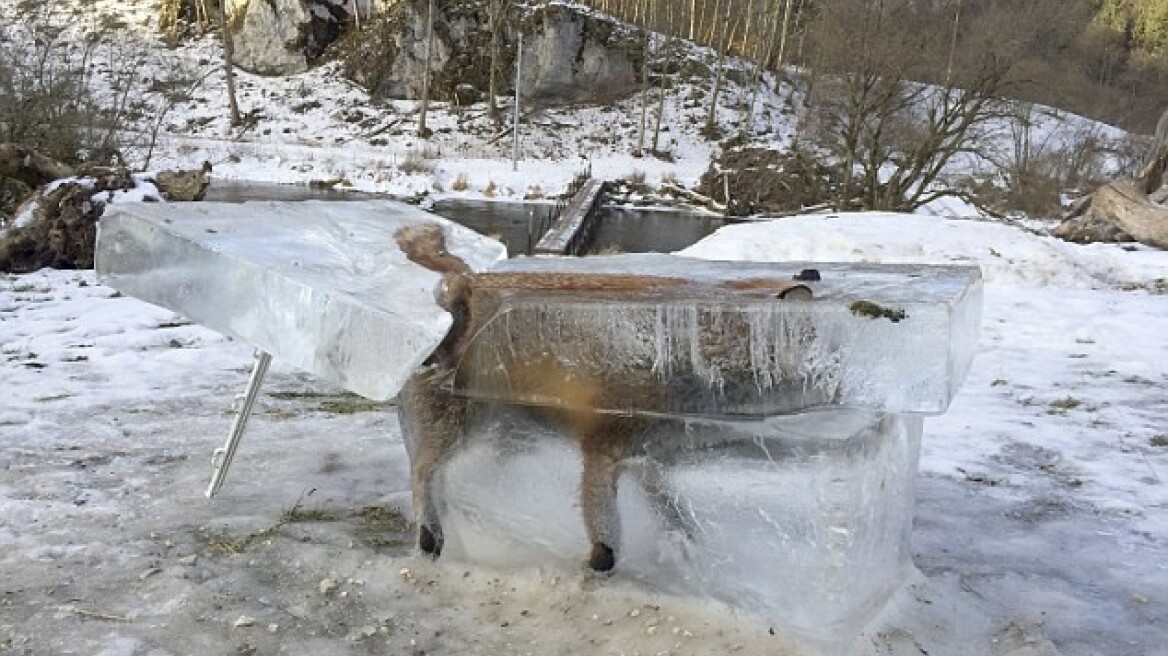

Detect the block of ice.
[
  {"left": 453, "top": 254, "right": 982, "bottom": 416},
  {"left": 412, "top": 403, "right": 922, "bottom": 641},
  {"left": 95, "top": 200, "right": 506, "bottom": 400},
  {"left": 399, "top": 253, "right": 980, "bottom": 642}
]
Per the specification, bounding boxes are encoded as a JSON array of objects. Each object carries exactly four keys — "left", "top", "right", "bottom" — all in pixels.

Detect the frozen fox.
[{"left": 395, "top": 224, "right": 811, "bottom": 571}]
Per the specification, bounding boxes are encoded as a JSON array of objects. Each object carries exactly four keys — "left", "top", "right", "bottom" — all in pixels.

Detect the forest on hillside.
[
  {"left": 582, "top": 0, "right": 1168, "bottom": 133},
  {"left": 2, "top": 0, "right": 1165, "bottom": 222}
]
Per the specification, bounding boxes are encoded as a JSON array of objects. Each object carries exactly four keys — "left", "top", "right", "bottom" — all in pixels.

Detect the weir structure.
[{"left": 533, "top": 178, "right": 607, "bottom": 255}]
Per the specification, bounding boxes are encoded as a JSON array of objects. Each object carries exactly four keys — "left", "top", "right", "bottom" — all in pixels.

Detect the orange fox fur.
[{"left": 394, "top": 224, "right": 809, "bottom": 571}]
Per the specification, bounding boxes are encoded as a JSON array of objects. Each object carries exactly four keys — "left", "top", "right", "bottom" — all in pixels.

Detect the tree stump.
[{"left": 1090, "top": 180, "right": 1168, "bottom": 250}]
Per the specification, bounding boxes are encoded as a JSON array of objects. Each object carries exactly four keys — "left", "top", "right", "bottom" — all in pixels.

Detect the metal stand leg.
[{"left": 206, "top": 350, "right": 272, "bottom": 498}]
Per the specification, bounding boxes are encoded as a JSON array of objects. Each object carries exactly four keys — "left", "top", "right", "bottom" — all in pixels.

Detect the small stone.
[
  {"left": 647, "top": 626, "right": 657, "bottom": 636},
  {"left": 267, "top": 624, "right": 279, "bottom": 633},
  {"left": 319, "top": 578, "right": 340, "bottom": 596},
  {"left": 1132, "top": 593, "right": 1149, "bottom": 604},
  {"left": 629, "top": 608, "right": 641, "bottom": 618},
  {"left": 176, "top": 555, "right": 198, "bottom": 566},
  {"left": 233, "top": 615, "right": 256, "bottom": 628}
]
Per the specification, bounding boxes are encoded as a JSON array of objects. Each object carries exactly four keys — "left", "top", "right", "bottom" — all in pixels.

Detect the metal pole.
[
  {"left": 206, "top": 350, "right": 272, "bottom": 498},
  {"left": 512, "top": 31, "right": 522, "bottom": 171}
]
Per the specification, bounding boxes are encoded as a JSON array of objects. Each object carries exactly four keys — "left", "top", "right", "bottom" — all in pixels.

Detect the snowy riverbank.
[{"left": 3, "top": 212, "right": 1166, "bottom": 655}]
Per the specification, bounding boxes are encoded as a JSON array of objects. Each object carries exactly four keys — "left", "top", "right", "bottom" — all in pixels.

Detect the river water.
[{"left": 203, "top": 181, "right": 725, "bottom": 255}]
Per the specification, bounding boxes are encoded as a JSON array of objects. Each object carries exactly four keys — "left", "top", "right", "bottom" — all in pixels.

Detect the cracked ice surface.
[{"left": 96, "top": 200, "right": 506, "bottom": 400}]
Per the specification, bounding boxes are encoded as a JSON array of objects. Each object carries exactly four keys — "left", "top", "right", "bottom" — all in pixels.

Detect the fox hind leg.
[
  {"left": 578, "top": 414, "right": 647, "bottom": 572},
  {"left": 401, "top": 373, "right": 467, "bottom": 559}
]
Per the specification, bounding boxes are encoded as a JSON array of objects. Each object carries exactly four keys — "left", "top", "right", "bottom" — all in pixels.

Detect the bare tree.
[
  {"left": 486, "top": 0, "right": 511, "bottom": 126},
  {"left": 704, "top": 0, "right": 740, "bottom": 136},
  {"left": 417, "top": 0, "right": 435, "bottom": 138},
  {"left": 636, "top": 0, "right": 653, "bottom": 155},
  {"left": 744, "top": 0, "right": 784, "bottom": 139},
  {"left": 798, "top": 0, "right": 1075, "bottom": 212},
  {"left": 215, "top": 0, "right": 242, "bottom": 126},
  {"left": 651, "top": 3, "right": 675, "bottom": 154}
]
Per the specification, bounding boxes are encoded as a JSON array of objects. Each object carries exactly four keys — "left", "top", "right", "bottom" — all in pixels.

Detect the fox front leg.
[
  {"left": 577, "top": 415, "right": 644, "bottom": 572},
  {"left": 580, "top": 448, "right": 621, "bottom": 572}
]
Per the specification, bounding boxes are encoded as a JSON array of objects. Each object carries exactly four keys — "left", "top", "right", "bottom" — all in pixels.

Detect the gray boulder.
[
  {"left": 522, "top": 4, "right": 639, "bottom": 103},
  {"left": 230, "top": 0, "right": 350, "bottom": 76},
  {"left": 341, "top": 0, "right": 641, "bottom": 105}
]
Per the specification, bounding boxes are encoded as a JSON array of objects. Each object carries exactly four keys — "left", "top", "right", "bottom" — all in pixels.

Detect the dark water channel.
[{"left": 203, "top": 181, "right": 725, "bottom": 255}]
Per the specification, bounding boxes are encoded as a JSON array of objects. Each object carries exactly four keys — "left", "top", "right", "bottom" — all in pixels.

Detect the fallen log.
[
  {"left": 0, "top": 143, "right": 75, "bottom": 187},
  {"left": 1090, "top": 180, "right": 1168, "bottom": 250},
  {"left": 661, "top": 183, "right": 726, "bottom": 213}
]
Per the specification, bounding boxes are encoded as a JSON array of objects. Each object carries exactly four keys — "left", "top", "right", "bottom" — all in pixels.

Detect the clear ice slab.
[
  {"left": 95, "top": 200, "right": 506, "bottom": 400},
  {"left": 454, "top": 254, "right": 982, "bottom": 416},
  {"left": 403, "top": 253, "right": 981, "bottom": 643}
]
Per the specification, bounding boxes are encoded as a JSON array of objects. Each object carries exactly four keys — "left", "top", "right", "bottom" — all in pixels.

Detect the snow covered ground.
[
  {"left": 3, "top": 212, "right": 1166, "bottom": 655},
  {"left": 3, "top": 1, "right": 1167, "bottom": 654},
  {"left": 0, "top": 0, "right": 1130, "bottom": 213}
]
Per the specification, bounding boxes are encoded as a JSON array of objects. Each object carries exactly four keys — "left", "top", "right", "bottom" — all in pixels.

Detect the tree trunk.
[
  {"left": 744, "top": 1, "right": 782, "bottom": 140},
  {"left": 776, "top": 0, "right": 794, "bottom": 67},
  {"left": 217, "top": 0, "right": 242, "bottom": 127},
  {"left": 1138, "top": 107, "right": 1168, "bottom": 194},
  {"left": 1092, "top": 179, "right": 1168, "bottom": 249},
  {"left": 705, "top": 1, "right": 738, "bottom": 134},
  {"left": 636, "top": 0, "right": 652, "bottom": 156},
  {"left": 487, "top": 0, "right": 502, "bottom": 125},
  {"left": 417, "top": 0, "right": 435, "bottom": 138}
]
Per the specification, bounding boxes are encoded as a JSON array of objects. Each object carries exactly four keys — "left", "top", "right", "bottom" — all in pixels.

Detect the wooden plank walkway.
[{"left": 533, "top": 179, "right": 606, "bottom": 255}]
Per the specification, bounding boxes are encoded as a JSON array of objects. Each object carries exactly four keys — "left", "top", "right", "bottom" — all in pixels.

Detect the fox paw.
[
  {"left": 588, "top": 542, "right": 615, "bottom": 572},
  {"left": 419, "top": 525, "right": 443, "bottom": 558}
]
